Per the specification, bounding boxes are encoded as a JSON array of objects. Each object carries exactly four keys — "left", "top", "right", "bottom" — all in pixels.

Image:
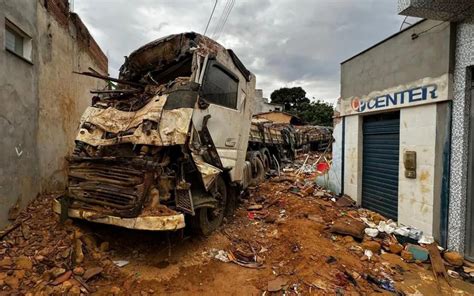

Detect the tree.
[
  {"left": 297, "top": 100, "right": 334, "bottom": 126},
  {"left": 270, "top": 87, "right": 334, "bottom": 126},
  {"left": 270, "top": 87, "right": 310, "bottom": 111}
]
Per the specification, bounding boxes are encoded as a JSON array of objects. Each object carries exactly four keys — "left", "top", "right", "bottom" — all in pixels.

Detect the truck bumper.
[{"left": 52, "top": 197, "right": 186, "bottom": 231}]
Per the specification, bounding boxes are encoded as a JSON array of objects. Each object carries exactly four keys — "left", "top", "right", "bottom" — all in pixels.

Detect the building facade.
[
  {"left": 0, "top": 0, "right": 107, "bottom": 228},
  {"left": 333, "top": 1, "right": 474, "bottom": 258},
  {"left": 254, "top": 89, "right": 284, "bottom": 113},
  {"left": 397, "top": 0, "right": 474, "bottom": 259}
]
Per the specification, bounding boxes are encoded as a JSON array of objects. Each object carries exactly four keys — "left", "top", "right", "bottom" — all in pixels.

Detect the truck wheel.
[
  {"left": 192, "top": 176, "right": 227, "bottom": 236},
  {"left": 249, "top": 157, "right": 265, "bottom": 186},
  {"left": 259, "top": 148, "right": 271, "bottom": 172}
]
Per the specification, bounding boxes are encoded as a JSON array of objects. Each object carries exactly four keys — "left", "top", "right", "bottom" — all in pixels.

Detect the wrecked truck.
[{"left": 54, "top": 32, "right": 266, "bottom": 235}]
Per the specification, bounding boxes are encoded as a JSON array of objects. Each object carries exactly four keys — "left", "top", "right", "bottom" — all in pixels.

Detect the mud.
[{"left": 1, "top": 170, "right": 474, "bottom": 295}]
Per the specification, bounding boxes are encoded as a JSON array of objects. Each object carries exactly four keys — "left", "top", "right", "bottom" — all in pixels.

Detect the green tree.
[
  {"left": 270, "top": 87, "right": 334, "bottom": 126},
  {"left": 270, "top": 87, "right": 309, "bottom": 111}
]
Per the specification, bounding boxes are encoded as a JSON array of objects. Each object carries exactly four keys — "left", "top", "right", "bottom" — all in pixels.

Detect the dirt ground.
[{"left": 1, "top": 161, "right": 474, "bottom": 295}]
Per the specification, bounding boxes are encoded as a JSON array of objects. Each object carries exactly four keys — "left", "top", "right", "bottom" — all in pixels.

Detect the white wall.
[{"left": 343, "top": 115, "right": 362, "bottom": 203}]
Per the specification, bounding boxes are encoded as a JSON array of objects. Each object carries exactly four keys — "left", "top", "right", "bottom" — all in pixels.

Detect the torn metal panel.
[
  {"left": 76, "top": 95, "right": 194, "bottom": 146},
  {"left": 52, "top": 197, "right": 185, "bottom": 231},
  {"left": 191, "top": 153, "right": 222, "bottom": 191}
]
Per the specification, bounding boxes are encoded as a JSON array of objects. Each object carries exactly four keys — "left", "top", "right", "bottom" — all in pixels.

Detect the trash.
[
  {"left": 401, "top": 250, "right": 414, "bottom": 261},
  {"left": 228, "top": 246, "right": 264, "bottom": 269},
  {"left": 209, "top": 249, "right": 230, "bottom": 263},
  {"left": 406, "top": 244, "right": 429, "bottom": 262},
  {"left": 418, "top": 235, "right": 434, "bottom": 245},
  {"left": 377, "top": 220, "right": 397, "bottom": 234},
  {"left": 360, "top": 217, "right": 377, "bottom": 228},
  {"left": 364, "top": 249, "right": 373, "bottom": 261},
  {"left": 443, "top": 251, "right": 463, "bottom": 267},
  {"left": 50, "top": 270, "right": 72, "bottom": 286},
  {"left": 83, "top": 267, "right": 103, "bottom": 281},
  {"left": 425, "top": 243, "right": 451, "bottom": 286},
  {"left": 113, "top": 260, "right": 130, "bottom": 267},
  {"left": 267, "top": 277, "right": 288, "bottom": 292},
  {"left": 326, "top": 256, "right": 337, "bottom": 264},
  {"left": 447, "top": 270, "right": 461, "bottom": 279},
  {"left": 330, "top": 217, "right": 366, "bottom": 239},
  {"left": 364, "top": 228, "right": 379, "bottom": 238},
  {"left": 247, "top": 204, "right": 263, "bottom": 211},
  {"left": 364, "top": 274, "right": 396, "bottom": 292}
]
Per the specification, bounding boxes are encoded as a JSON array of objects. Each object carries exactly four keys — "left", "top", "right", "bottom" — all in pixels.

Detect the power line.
[
  {"left": 216, "top": 0, "right": 235, "bottom": 39},
  {"left": 203, "top": 0, "right": 218, "bottom": 36},
  {"left": 212, "top": 0, "right": 231, "bottom": 37}
]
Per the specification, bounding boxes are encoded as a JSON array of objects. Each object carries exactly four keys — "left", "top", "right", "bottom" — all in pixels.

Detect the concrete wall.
[
  {"left": 341, "top": 20, "right": 452, "bottom": 99},
  {"left": 0, "top": 0, "right": 40, "bottom": 228},
  {"left": 343, "top": 115, "right": 362, "bottom": 203},
  {"left": 36, "top": 3, "right": 107, "bottom": 192},
  {"left": 0, "top": 0, "right": 107, "bottom": 229}
]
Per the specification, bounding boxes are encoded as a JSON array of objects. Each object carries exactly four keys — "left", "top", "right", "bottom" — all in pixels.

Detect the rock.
[
  {"left": 370, "top": 213, "right": 386, "bottom": 224},
  {"left": 406, "top": 244, "right": 429, "bottom": 262},
  {"left": 51, "top": 270, "right": 72, "bottom": 286},
  {"left": 15, "top": 256, "right": 33, "bottom": 270},
  {"left": 50, "top": 267, "right": 66, "bottom": 278},
  {"left": 389, "top": 243, "right": 404, "bottom": 254},
  {"left": 83, "top": 267, "right": 103, "bottom": 281},
  {"left": 307, "top": 214, "right": 324, "bottom": 223},
  {"left": 100, "top": 241, "right": 110, "bottom": 252},
  {"left": 4, "top": 276, "right": 19, "bottom": 289},
  {"left": 69, "top": 286, "right": 81, "bottom": 296},
  {"left": 73, "top": 266, "right": 85, "bottom": 276},
  {"left": 362, "top": 241, "right": 381, "bottom": 253},
  {"left": 381, "top": 253, "right": 410, "bottom": 270},
  {"left": 110, "top": 286, "right": 122, "bottom": 295},
  {"left": 61, "top": 280, "right": 73, "bottom": 292},
  {"left": 267, "top": 277, "right": 288, "bottom": 292},
  {"left": 335, "top": 196, "right": 355, "bottom": 207},
  {"left": 82, "top": 235, "right": 97, "bottom": 251},
  {"left": 343, "top": 236, "right": 355, "bottom": 243},
  {"left": 443, "top": 251, "right": 463, "bottom": 267},
  {"left": 74, "top": 239, "right": 84, "bottom": 264},
  {"left": 0, "top": 258, "right": 13, "bottom": 267},
  {"left": 330, "top": 218, "right": 366, "bottom": 239},
  {"left": 401, "top": 250, "right": 414, "bottom": 261},
  {"left": 264, "top": 213, "right": 278, "bottom": 224},
  {"left": 92, "top": 252, "right": 102, "bottom": 260},
  {"left": 13, "top": 270, "right": 25, "bottom": 279}
]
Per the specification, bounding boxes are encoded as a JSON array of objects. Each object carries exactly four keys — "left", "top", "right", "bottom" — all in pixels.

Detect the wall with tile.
[
  {"left": 448, "top": 15, "right": 474, "bottom": 252},
  {"left": 398, "top": 103, "right": 449, "bottom": 238}
]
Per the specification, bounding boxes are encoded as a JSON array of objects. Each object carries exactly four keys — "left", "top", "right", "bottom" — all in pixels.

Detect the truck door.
[{"left": 192, "top": 59, "right": 251, "bottom": 183}]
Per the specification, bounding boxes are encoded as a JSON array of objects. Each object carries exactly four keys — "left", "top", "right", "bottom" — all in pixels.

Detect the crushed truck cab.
[{"left": 55, "top": 32, "right": 256, "bottom": 234}]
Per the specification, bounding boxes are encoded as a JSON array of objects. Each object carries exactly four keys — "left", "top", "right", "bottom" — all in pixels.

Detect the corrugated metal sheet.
[{"left": 362, "top": 112, "right": 400, "bottom": 220}]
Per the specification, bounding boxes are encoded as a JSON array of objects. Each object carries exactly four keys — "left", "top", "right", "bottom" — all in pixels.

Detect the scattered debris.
[{"left": 330, "top": 217, "right": 366, "bottom": 239}]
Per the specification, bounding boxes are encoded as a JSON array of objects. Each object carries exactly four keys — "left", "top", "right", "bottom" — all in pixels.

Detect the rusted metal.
[{"left": 73, "top": 71, "right": 145, "bottom": 88}]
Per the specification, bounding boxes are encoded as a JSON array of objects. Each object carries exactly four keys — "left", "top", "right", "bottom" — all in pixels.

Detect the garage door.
[{"left": 362, "top": 112, "right": 400, "bottom": 220}]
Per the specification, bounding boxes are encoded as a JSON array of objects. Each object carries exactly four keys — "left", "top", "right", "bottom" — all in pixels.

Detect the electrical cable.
[
  {"left": 203, "top": 0, "right": 218, "bottom": 36},
  {"left": 212, "top": 0, "right": 231, "bottom": 37},
  {"left": 216, "top": 0, "right": 235, "bottom": 39}
]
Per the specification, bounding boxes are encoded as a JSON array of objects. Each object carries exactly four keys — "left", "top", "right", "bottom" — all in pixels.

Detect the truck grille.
[{"left": 68, "top": 161, "right": 149, "bottom": 217}]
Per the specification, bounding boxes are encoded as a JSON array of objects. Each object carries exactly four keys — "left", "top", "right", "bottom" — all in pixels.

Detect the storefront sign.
[{"left": 341, "top": 74, "right": 450, "bottom": 116}]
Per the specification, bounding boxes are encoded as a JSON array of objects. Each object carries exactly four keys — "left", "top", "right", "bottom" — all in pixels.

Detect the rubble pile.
[
  {"left": 0, "top": 195, "right": 127, "bottom": 295},
  {"left": 206, "top": 156, "right": 474, "bottom": 295}
]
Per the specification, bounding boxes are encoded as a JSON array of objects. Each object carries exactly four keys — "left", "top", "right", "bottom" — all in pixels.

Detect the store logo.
[{"left": 351, "top": 84, "right": 438, "bottom": 113}]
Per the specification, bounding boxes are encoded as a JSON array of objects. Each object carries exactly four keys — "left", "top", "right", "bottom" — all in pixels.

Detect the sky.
[{"left": 74, "top": 0, "right": 418, "bottom": 104}]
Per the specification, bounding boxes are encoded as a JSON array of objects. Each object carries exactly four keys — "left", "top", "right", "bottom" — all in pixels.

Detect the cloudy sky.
[{"left": 74, "top": 0, "right": 416, "bottom": 104}]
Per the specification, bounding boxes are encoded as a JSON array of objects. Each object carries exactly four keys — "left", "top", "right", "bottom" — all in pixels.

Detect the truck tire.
[
  {"left": 249, "top": 157, "right": 265, "bottom": 186},
  {"left": 191, "top": 176, "right": 227, "bottom": 236},
  {"left": 259, "top": 148, "right": 271, "bottom": 172}
]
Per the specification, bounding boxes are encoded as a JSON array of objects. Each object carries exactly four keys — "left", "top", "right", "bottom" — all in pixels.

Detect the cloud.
[{"left": 74, "top": 0, "right": 415, "bottom": 103}]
